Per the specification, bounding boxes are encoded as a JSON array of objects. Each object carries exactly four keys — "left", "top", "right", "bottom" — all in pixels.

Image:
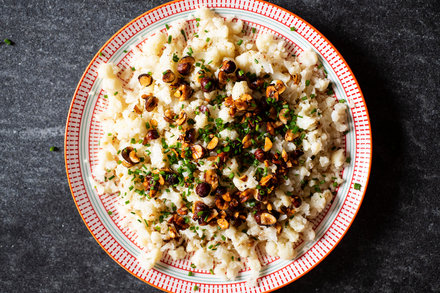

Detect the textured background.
[{"left": 0, "top": 0, "right": 439, "bottom": 292}]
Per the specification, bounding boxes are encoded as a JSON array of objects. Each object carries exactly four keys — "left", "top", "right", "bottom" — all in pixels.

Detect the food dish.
[
  {"left": 95, "top": 7, "right": 349, "bottom": 285},
  {"left": 65, "top": 1, "right": 372, "bottom": 292}
]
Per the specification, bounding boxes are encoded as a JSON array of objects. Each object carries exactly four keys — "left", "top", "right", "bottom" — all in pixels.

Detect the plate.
[{"left": 64, "top": 0, "right": 372, "bottom": 292}]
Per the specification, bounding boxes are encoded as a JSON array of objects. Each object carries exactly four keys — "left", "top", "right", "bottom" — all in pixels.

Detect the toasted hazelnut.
[
  {"left": 236, "top": 68, "right": 246, "bottom": 81},
  {"left": 218, "top": 71, "right": 228, "bottom": 85},
  {"left": 177, "top": 56, "right": 195, "bottom": 75},
  {"left": 138, "top": 73, "right": 153, "bottom": 87},
  {"left": 272, "top": 80, "right": 286, "bottom": 94},
  {"left": 150, "top": 119, "right": 158, "bottom": 128},
  {"left": 207, "top": 136, "right": 219, "bottom": 150},
  {"left": 254, "top": 148, "right": 266, "bottom": 162},
  {"left": 267, "top": 203, "right": 273, "bottom": 211},
  {"left": 221, "top": 192, "right": 232, "bottom": 202},
  {"left": 242, "top": 134, "right": 252, "bottom": 149},
  {"left": 205, "top": 169, "right": 218, "bottom": 190},
  {"left": 193, "top": 201, "right": 209, "bottom": 218},
  {"left": 205, "top": 209, "right": 219, "bottom": 223},
  {"left": 176, "top": 111, "right": 187, "bottom": 125},
  {"left": 215, "top": 197, "right": 229, "bottom": 210},
  {"left": 266, "top": 122, "right": 275, "bottom": 136},
  {"left": 269, "top": 107, "right": 277, "bottom": 120},
  {"left": 279, "top": 108, "right": 290, "bottom": 124},
  {"left": 217, "top": 218, "right": 229, "bottom": 230},
  {"left": 292, "top": 196, "right": 302, "bottom": 208},
  {"left": 266, "top": 85, "right": 279, "bottom": 101},
  {"left": 260, "top": 212, "right": 276, "bottom": 225},
  {"left": 224, "top": 96, "right": 234, "bottom": 107},
  {"left": 162, "top": 70, "right": 176, "bottom": 83},
  {"left": 174, "top": 84, "right": 193, "bottom": 101},
  {"left": 169, "top": 225, "right": 178, "bottom": 239},
  {"left": 285, "top": 129, "right": 300, "bottom": 142},
  {"left": 260, "top": 174, "right": 275, "bottom": 187},
  {"left": 177, "top": 206, "right": 188, "bottom": 215},
  {"left": 158, "top": 174, "right": 165, "bottom": 185},
  {"left": 133, "top": 104, "right": 143, "bottom": 114},
  {"left": 122, "top": 161, "right": 133, "bottom": 168},
  {"left": 182, "top": 128, "right": 196, "bottom": 143},
  {"left": 200, "top": 77, "right": 215, "bottom": 92},
  {"left": 239, "top": 188, "right": 257, "bottom": 203},
  {"left": 164, "top": 109, "right": 176, "bottom": 123},
  {"left": 142, "top": 94, "right": 158, "bottom": 112},
  {"left": 191, "top": 144, "right": 206, "bottom": 160},
  {"left": 143, "top": 129, "right": 159, "bottom": 145},
  {"left": 220, "top": 60, "right": 236, "bottom": 74},
  {"left": 264, "top": 137, "right": 273, "bottom": 152},
  {"left": 281, "top": 149, "right": 289, "bottom": 162},
  {"left": 121, "top": 146, "right": 140, "bottom": 166},
  {"left": 196, "top": 182, "right": 211, "bottom": 197},
  {"left": 275, "top": 222, "right": 282, "bottom": 234},
  {"left": 249, "top": 78, "right": 264, "bottom": 91}
]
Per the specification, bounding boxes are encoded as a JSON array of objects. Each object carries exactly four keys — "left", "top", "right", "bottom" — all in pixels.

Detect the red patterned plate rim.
[{"left": 64, "top": 0, "right": 372, "bottom": 292}]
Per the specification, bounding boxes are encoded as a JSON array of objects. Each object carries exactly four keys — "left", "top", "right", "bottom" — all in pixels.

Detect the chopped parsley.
[
  {"left": 237, "top": 39, "right": 243, "bottom": 46},
  {"left": 354, "top": 183, "right": 362, "bottom": 190},
  {"left": 290, "top": 26, "right": 297, "bottom": 31},
  {"left": 168, "top": 35, "right": 172, "bottom": 44}
]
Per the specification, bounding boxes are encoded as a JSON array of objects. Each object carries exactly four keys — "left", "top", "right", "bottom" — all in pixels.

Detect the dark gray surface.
[{"left": 0, "top": 0, "right": 439, "bottom": 292}]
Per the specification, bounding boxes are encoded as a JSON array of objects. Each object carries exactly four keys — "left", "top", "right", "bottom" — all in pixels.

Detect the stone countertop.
[{"left": 0, "top": 0, "right": 439, "bottom": 292}]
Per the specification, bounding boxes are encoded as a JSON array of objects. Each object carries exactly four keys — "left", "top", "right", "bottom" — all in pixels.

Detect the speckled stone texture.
[{"left": 0, "top": 0, "right": 439, "bottom": 292}]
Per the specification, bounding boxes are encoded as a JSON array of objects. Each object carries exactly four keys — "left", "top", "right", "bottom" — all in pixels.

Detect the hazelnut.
[
  {"left": 221, "top": 192, "right": 232, "bottom": 202},
  {"left": 285, "top": 129, "right": 300, "bottom": 142},
  {"left": 254, "top": 149, "right": 266, "bottom": 162},
  {"left": 220, "top": 60, "right": 236, "bottom": 74},
  {"left": 217, "top": 218, "right": 229, "bottom": 230},
  {"left": 142, "top": 94, "right": 158, "bottom": 112},
  {"left": 241, "top": 134, "right": 252, "bottom": 149},
  {"left": 143, "top": 129, "right": 159, "bottom": 145},
  {"left": 279, "top": 108, "right": 290, "bottom": 124},
  {"left": 133, "top": 104, "right": 143, "bottom": 114},
  {"left": 168, "top": 225, "right": 178, "bottom": 239},
  {"left": 191, "top": 144, "right": 206, "bottom": 160},
  {"left": 266, "top": 85, "right": 279, "bottom": 101},
  {"left": 138, "top": 73, "right": 153, "bottom": 87},
  {"left": 266, "top": 122, "right": 275, "bottom": 136},
  {"left": 177, "top": 56, "right": 195, "bottom": 75},
  {"left": 206, "top": 136, "right": 219, "bottom": 150},
  {"left": 239, "top": 188, "right": 257, "bottom": 203},
  {"left": 182, "top": 128, "right": 196, "bottom": 143},
  {"left": 218, "top": 71, "right": 228, "bottom": 85},
  {"left": 174, "top": 84, "right": 193, "bottom": 101},
  {"left": 215, "top": 197, "right": 229, "bottom": 210},
  {"left": 200, "top": 77, "right": 215, "bottom": 92},
  {"left": 196, "top": 182, "right": 211, "bottom": 197},
  {"left": 264, "top": 137, "right": 273, "bottom": 152},
  {"left": 162, "top": 69, "right": 176, "bottom": 83},
  {"left": 164, "top": 109, "right": 176, "bottom": 123},
  {"left": 205, "top": 169, "right": 218, "bottom": 190},
  {"left": 128, "top": 151, "right": 140, "bottom": 164},
  {"left": 292, "top": 196, "right": 302, "bottom": 208},
  {"left": 249, "top": 78, "right": 264, "bottom": 91},
  {"left": 235, "top": 68, "right": 246, "bottom": 81},
  {"left": 177, "top": 206, "right": 188, "bottom": 215},
  {"left": 273, "top": 80, "right": 286, "bottom": 94},
  {"left": 176, "top": 111, "right": 187, "bottom": 125},
  {"left": 255, "top": 211, "right": 276, "bottom": 225},
  {"left": 193, "top": 201, "right": 209, "bottom": 219},
  {"left": 260, "top": 174, "right": 275, "bottom": 187}
]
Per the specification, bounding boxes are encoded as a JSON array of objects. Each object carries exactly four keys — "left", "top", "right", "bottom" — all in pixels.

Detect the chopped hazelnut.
[
  {"left": 204, "top": 169, "right": 219, "bottom": 190},
  {"left": 162, "top": 70, "right": 176, "bottom": 83},
  {"left": 176, "top": 111, "right": 187, "bottom": 125},
  {"left": 142, "top": 94, "right": 159, "bottom": 112},
  {"left": 207, "top": 136, "right": 219, "bottom": 150},
  {"left": 138, "top": 73, "right": 153, "bottom": 87},
  {"left": 264, "top": 137, "right": 273, "bottom": 152},
  {"left": 191, "top": 144, "right": 206, "bottom": 160},
  {"left": 217, "top": 218, "right": 229, "bottom": 230}
]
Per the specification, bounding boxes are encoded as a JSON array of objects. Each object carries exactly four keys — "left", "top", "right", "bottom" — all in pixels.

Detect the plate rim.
[{"left": 64, "top": 0, "right": 373, "bottom": 291}]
